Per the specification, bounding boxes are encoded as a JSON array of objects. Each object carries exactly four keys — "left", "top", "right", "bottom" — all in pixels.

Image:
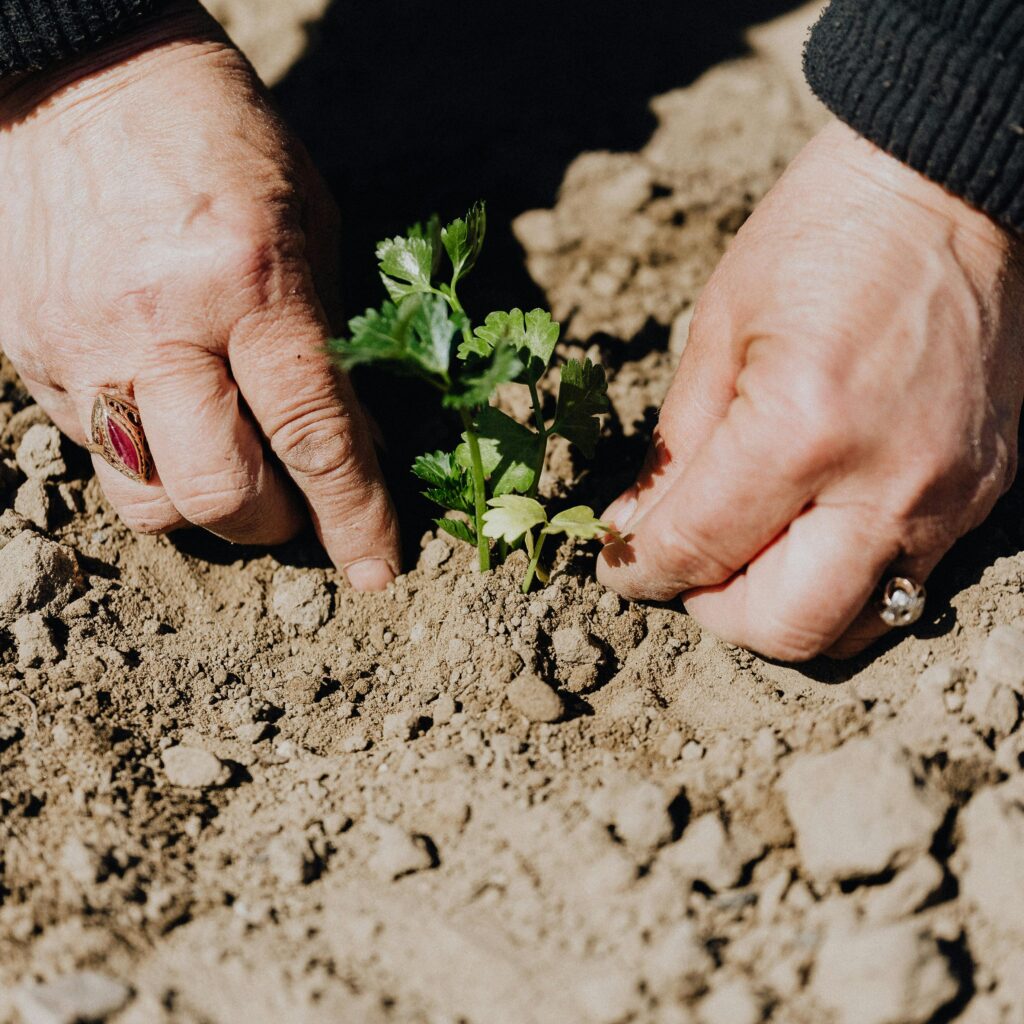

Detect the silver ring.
[{"left": 877, "top": 576, "right": 926, "bottom": 628}]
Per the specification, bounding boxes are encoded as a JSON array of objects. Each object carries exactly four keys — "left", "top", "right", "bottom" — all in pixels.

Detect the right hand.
[
  {"left": 598, "top": 121, "right": 1024, "bottom": 660},
  {"left": 0, "top": 2, "right": 399, "bottom": 591}
]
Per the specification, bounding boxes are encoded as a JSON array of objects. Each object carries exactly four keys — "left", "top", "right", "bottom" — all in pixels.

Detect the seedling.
[
  {"left": 482, "top": 496, "right": 614, "bottom": 593},
  {"left": 329, "top": 202, "right": 612, "bottom": 590}
]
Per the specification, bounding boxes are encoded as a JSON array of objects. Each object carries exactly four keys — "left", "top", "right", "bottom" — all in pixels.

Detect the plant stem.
[
  {"left": 521, "top": 530, "right": 548, "bottom": 594},
  {"left": 527, "top": 378, "right": 549, "bottom": 498},
  {"left": 459, "top": 408, "right": 491, "bottom": 572}
]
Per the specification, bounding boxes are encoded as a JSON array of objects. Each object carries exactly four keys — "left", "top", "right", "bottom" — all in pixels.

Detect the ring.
[
  {"left": 87, "top": 391, "right": 153, "bottom": 483},
  {"left": 877, "top": 576, "right": 926, "bottom": 628}
]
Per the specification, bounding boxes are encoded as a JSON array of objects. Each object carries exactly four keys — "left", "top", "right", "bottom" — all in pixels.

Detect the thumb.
[{"left": 602, "top": 285, "right": 740, "bottom": 533}]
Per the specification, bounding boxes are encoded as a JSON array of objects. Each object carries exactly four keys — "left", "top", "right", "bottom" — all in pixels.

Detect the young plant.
[
  {"left": 481, "top": 495, "right": 616, "bottom": 594},
  {"left": 328, "top": 202, "right": 610, "bottom": 590}
]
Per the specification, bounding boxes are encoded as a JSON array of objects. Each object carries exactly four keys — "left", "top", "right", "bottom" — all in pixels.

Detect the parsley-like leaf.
[
  {"left": 550, "top": 358, "right": 609, "bottom": 457},
  {"left": 437, "top": 517, "right": 477, "bottom": 545},
  {"left": 408, "top": 214, "right": 443, "bottom": 280},
  {"left": 464, "top": 308, "right": 559, "bottom": 376},
  {"left": 542, "top": 505, "right": 612, "bottom": 540},
  {"left": 377, "top": 234, "right": 435, "bottom": 301},
  {"left": 441, "top": 201, "right": 486, "bottom": 285},
  {"left": 444, "top": 342, "right": 523, "bottom": 410},
  {"left": 329, "top": 294, "right": 459, "bottom": 386},
  {"left": 412, "top": 450, "right": 474, "bottom": 514},
  {"left": 482, "top": 495, "right": 547, "bottom": 544},
  {"left": 455, "top": 405, "right": 542, "bottom": 496}
]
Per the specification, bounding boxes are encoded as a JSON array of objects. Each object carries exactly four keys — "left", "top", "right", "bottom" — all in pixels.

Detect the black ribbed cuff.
[
  {"left": 805, "top": 0, "right": 1024, "bottom": 234},
  {"left": 0, "top": 0, "right": 165, "bottom": 75}
]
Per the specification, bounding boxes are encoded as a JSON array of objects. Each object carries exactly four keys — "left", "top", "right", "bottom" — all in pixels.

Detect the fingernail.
[
  {"left": 602, "top": 491, "right": 638, "bottom": 535},
  {"left": 344, "top": 557, "right": 396, "bottom": 592}
]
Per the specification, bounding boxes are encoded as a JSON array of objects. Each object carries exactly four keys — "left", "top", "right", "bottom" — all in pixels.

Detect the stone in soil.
[
  {"left": 14, "top": 479, "right": 63, "bottom": 530},
  {"left": 282, "top": 674, "right": 321, "bottom": 704},
  {"left": 551, "top": 626, "right": 603, "bottom": 692},
  {"left": 863, "top": 856, "right": 944, "bottom": 922},
  {"left": 957, "top": 775, "right": 1024, "bottom": 939},
  {"left": 0, "top": 531, "right": 80, "bottom": 627},
  {"left": 662, "top": 812, "right": 744, "bottom": 891},
  {"left": 976, "top": 624, "right": 1024, "bottom": 692},
  {"left": 369, "top": 824, "right": 435, "bottom": 880},
  {"left": 271, "top": 567, "right": 332, "bottom": 632},
  {"left": 810, "top": 920, "right": 957, "bottom": 1024},
  {"left": 780, "top": 736, "right": 947, "bottom": 883},
  {"left": 507, "top": 671, "right": 565, "bottom": 723},
  {"left": 14, "top": 970, "right": 131, "bottom": 1024},
  {"left": 600, "top": 778, "right": 675, "bottom": 852},
  {"left": 16, "top": 423, "right": 66, "bottom": 480},
  {"left": 383, "top": 709, "right": 421, "bottom": 742},
  {"left": 962, "top": 670, "right": 1020, "bottom": 741},
  {"left": 2, "top": 403, "right": 49, "bottom": 449},
  {"left": 11, "top": 611, "right": 63, "bottom": 668},
  {"left": 161, "top": 745, "right": 230, "bottom": 788}
]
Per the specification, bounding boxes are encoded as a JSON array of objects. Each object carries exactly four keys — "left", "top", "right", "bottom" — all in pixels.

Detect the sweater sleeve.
[
  {"left": 804, "top": 0, "right": 1024, "bottom": 234},
  {"left": 0, "top": 0, "right": 166, "bottom": 75}
]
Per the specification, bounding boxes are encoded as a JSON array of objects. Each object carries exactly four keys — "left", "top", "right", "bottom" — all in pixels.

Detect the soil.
[{"left": 4, "top": 4, "right": 1024, "bottom": 1023}]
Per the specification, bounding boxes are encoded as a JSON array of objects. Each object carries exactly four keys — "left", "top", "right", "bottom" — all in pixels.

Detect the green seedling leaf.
[
  {"left": 412, "top": 450, "right": 474, "bottom": 514},
  {"left": 464, "top": 308, "right": 560, "bottom": 376},
  {"left": 444, "top": 342, "right": 523, "bottom": 410},
  {"left": 482, "top": 495, "right": 547, "bottom": 544},
  {"left": 377, "top": 234, "right": 436, "bottom": 301},
  {"left": 408, "top": 214, "right": 443, "bottom": 280},
  {"left": 551, "top": 358, "right": 609, "bottom": 457},
  {"left": 330, "top": 294, "right": 460, "bottom": 386},
  {"left": 437, "top": 517, "right": 477, "bottom": 545},
  {"left": 543, "top": 505, "right": 613, "bottom": 540},
  {"left": 442, "top": 201, "right": 486, "bottom": 285},
  {"left": 455, "top": 405, "right": 542, "bottom": 496}
]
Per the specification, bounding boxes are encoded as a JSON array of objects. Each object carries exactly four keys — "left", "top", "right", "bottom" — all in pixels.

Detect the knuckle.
[
  {"left": 760, "top": 373, "right": 850, "bottom": 479},
  {"left": 174, "top": 473, "right": 259, "bottom": 530},
  {"left": 270, "top": 404, "right": 359, "bottom": 483},
  {"left": 753, "top": 615, "right": 831, "bottom": 662},
  {"left": 658, "top": 518, "right": 735, "bottom": 587},
  {"left": 115, "top": 497, "right": 182, "bottom": 536}
]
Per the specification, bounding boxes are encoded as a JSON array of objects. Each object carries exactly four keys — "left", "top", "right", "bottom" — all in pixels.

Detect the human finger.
[
  {"left": 681, "top": 502, "right": 908, "bottom": 662},
  {"left": 228, "top": 297, "right": 400, "bottom": 591},
  {"left": 598, "top": 349, "right": 842, "bottom": 601},
  {"left": 601, "top": 282, "right": 741, "bottom": 533},
  {"left": 133, "top": 346, "right": 305, "bottom": 545}
]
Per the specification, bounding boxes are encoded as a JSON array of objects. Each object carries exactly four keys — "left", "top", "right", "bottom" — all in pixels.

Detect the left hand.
[{"left": 597, "top": 120, "right": 1024, "bottom": 661}]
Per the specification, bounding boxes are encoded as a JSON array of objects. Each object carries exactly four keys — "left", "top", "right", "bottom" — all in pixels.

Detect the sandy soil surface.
[{"left": 4, "top": 4, "right": 1024, "bottom": 1023}]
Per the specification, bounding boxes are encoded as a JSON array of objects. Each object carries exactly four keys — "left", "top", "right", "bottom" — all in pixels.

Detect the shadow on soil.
[{"left": 268, "top": 0, "right": 808, "bottom": 565}]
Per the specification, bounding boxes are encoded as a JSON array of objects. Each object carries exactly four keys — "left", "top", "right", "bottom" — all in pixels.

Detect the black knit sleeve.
[
  {"left": 804, "top": 0, "right": 1024, "bottom": 234},
  {"left": 0, "top": 0, "right": 166, "bottom": 75}
]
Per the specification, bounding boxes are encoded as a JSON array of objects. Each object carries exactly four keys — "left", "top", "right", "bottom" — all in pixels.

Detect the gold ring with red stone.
[{"left": 87, "top": 391, "right": 153, "bottom": 483}]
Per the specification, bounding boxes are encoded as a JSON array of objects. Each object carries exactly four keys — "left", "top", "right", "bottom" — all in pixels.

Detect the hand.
[
  {"left": 598, "top": 120, "right": 1024, "bottom": 660},
  {"left": 0, "top": 2, "right": 398, "bottom": 590}
]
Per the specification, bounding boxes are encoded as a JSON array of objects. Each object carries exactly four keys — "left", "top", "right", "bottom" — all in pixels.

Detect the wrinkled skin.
[
  {"left": 0, "top": 3, "right": 398, "bottom": 591},
  {"left": 599, "top": 120, "right": 1024, "bottom": 660}
]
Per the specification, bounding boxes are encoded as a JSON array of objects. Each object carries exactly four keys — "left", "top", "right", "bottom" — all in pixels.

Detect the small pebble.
[
  {"left": 283, "top": 674, "right": 321, "bottom": 705},
  {"left": 341, "top": 730, "right": 370, "bottom": 753},
  {"left": 369, "top": 825, "right": 435, "bottom": 880},
  {"left": 161, "top": 745, "right": 229, "bottom": 788},
  {"left": 14, "top": 971, "right": 131, "bottom": 1024},
  {"left": 432, "top": 693, "right": 457, "bottom": 725},
  {"left": 383, "top": 710, "right": 421, "bottom": 742},
  {"left": 682, "top": 740, "right": 705, "bottom": 761},
  {"left": 507, "top": 672, "right": 565, "bottom": 723},
  {"left": 16, "top": 424, "right": 66, "bottom": 480}
]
